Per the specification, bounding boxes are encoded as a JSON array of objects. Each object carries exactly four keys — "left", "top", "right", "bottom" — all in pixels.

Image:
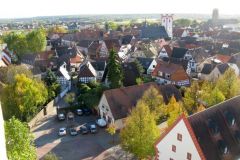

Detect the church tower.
[{"left": 161, "top": 14, "right": 173, "bottom": 38}]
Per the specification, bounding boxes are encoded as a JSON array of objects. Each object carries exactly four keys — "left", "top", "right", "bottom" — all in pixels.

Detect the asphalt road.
[{"left": 33, "top": 113, "right": 116, "bottom": 160}]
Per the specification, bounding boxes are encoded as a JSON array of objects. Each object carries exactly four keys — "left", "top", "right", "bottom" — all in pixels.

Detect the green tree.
[
  {"left": 43, "top": 152, "right": 59, "bottom": 160},
  {"left": 107, "top": 49, "right": 123, "bottom": 88},
  {"left": 106, "top": 124, "right": 116, "bottom": 144},
  {"left": 108, "top": 21, "right": 118, "bottom": 30},
  {"left": 136, "top": 77, "right": 143, "bottom": 85},
  {"left": 120, "top": 101, "right": 160, "bottom": 159},
  {"left": 2, "top": 74, "right": 48, "bottom": 121},
  {"left": 48, "top": 26, "right": 68, "bottom": 34},
  {"left": 140, "top": 86, "right": 165, "bottom": 123},
  {"left": 134, "top": 59, "right": 144, "bottom": 77},
  {"left": 167, "top": 96, "right": 186, "bottom": 126},
  {"left": 216, "top": 68, "right": 240, "bottom": 99},
  {"left": 64, "top": 92, "right": 76, "bottom": 106},
  {"left": 205, "top": 87, "right": 225, "bottom": 107},
  {"left": 183, "top": 81, "right": 200, "bottom": 114},
  {"left": 44, "top": 69, "right": 61, "bottom": 99},
  {"left": 3, "top": 32, "right": 28, "bottom": 56},
  {"left": 26, "top": 28, "right": 46, "bottom": 53},
  {"left": 5, "top": 65, "right": 33, "bottom": 84},
  {"left": 5, "top": 117, "right": 37, "bottom": 160}
]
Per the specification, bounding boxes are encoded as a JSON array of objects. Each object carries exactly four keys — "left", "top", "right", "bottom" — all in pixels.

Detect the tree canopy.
[
  {"left": 120, "top": 101, "right": 160, "bottom": 159},
  {"left": 5, "top": 117, "right": 37, "bottom": 160},
  {"left": 167, "top": 96, "right": 186, "bottom": 126},
  {"left": 216, "top": 68, "right": 240, "bottom": 99},
  {"left": 173, "top": 19, "right": 192, "bottom": 27},
  {"left": 26, "top": 28, "right": 46, "bottom": 53},
  {"left": 48, "top": 25, "right": 68, "bottom": 34},
  {"left": 3, "top": 29, "right": 47, "bottom": 57},
  {"left": 3, "top": 32, "right": 28, "bottom": 56},
  {"left": 2, "top": 74, "right": 48, "bottom": 121},
  {"left": 107, "top": 49, "right": 123, "bottom": 88},
  {"left": 140, "top": 86, "right": 165, "bottom": 123}
]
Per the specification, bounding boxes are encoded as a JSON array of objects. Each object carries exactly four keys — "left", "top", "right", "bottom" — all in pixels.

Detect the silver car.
[{"left": 58, "top": 127, "right": 67, "bottom": 136}]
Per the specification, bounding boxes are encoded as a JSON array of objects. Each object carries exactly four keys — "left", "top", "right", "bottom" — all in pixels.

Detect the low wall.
[
  {"left": 28, "top": 100, "right": 56, "bottom": 129},
  {"left": 28, "top": 85, "right": 70, "bottom": 129}
]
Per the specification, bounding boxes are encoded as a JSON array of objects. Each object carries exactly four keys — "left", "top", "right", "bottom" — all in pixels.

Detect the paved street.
[{"left": 32, "top": 112, "right": 117, "bottom": 160}]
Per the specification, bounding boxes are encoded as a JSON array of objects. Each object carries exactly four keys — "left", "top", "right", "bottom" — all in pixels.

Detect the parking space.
[{"left": 33, "top": 112, "right": 117, "bottom": 160}]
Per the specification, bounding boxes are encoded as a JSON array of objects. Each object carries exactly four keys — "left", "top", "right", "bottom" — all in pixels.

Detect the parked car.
[
  {"left": 67, "top": 112, "right": 74, "bottom": 119},
  {"left": 58, "top": 127, "right": 67, "bottom": 136},
  {"left": 89, "top": 124, "right": 97, "bottom": 133},
  {"left": 96, "top": 118, "right": 107, "bottom": 127},
  {"left": 69, "top": 128, "right": 78, "bottom": 136},
  {"left": 83, "top": 108, "right": 91, "bottom": 116},
  {"left": 80, "top": 125, "right": 88, "bottom": 134},
  {"left": 58, "top": 113, "right": 65, "bottom": 121},
  {"left": 76, "top": 109, "right": 83, "bottom": 116}
]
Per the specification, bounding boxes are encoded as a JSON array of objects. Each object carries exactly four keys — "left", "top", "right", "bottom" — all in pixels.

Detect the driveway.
[{"left": 32, "top": 113, "right": 117, "bottom": 160}]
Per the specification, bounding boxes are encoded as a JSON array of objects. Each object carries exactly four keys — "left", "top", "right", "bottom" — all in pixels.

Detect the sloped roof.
[
  {"left": 140, "top": 25, "right": 168, "bottom": 39},
  {"left": 217, "top": 63, "right": 229, "bottom": 74},
  {"left": 91, "top": 61, "right": 106, "bottom": 71},
  {"left": 136, "top": 57, "right": 154, "bottom": 70},
  {"left": 214, "top": 54, "right": 232, "bottom": 63},
  {"left": 188, "top": 96, "right": 240, "bottom": 160},
  {"left": 104, "top": 82, "right": 182, "bottom": 120},
  {"left": 78, "top": 62, "right": 97, "bottom": 77},
  {"left": 173, "top": 28, "right": 185, "bottom": 37},
  {"left": 122, "top": 62, "right": 139, "bottom": 86},
  {"left": 152, "top": 61, "right": 183, "bottom": 75},
  {"left": 163, "top": 45, "right": 173, "bottom": 57},
  {"left": 201, "top": 63, "right": 215, "bottom": 74},
  {"left": 171, "top": 47, "right": 188, "bottom": 59}
]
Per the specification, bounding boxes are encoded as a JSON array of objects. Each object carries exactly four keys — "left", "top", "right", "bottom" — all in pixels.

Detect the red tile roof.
[
  {"left": 2, "top": 56, "right": 10, "bottom": 66},
  {"left": 152, "top": 61, "right": 189, "bottom": 82},
  {"left": 214, "top": 54, "right": 232, "bottom": 63}
]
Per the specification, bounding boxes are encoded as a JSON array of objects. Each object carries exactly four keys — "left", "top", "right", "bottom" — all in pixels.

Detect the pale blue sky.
[{"left": 0, "top": 0, "right": 239, "bottom": 18}]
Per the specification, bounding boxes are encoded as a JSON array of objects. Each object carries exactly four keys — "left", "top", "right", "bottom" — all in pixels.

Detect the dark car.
[
  {"left": 83, "top": 108, "right": 92, "bottom": 116},
  {"left": 89, "top": 124, "right": 97, "bottom": 133},
  {"left": 69, "top": 128, "right": 78, "bottom": 136},
  {"left": 80, "top": 125, "right": 88, "bottom": 134}
]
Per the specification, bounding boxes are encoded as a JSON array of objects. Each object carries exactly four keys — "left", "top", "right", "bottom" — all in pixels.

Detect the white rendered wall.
[{"left": 156, "top": 119, "right": 202, "bottom": 160}]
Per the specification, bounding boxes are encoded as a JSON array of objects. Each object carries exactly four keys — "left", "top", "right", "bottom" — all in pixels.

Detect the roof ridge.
[{"left": 188, "top": 95, "right": 240, "bottom": 118}]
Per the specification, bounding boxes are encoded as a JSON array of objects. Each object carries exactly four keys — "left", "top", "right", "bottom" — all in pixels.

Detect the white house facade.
[{"left": 155, "top": 115, "right": 205, "bottom": 160}]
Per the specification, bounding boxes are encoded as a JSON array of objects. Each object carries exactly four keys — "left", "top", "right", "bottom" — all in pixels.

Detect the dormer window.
[
  {"left": 224, "top": 111, "right": 235, "bottom": 126},
  {"left": 217, "top": 140, "right": 228, "bottom": 155},
  {"left": 207, "top": 119, "right": 220, "bottom": 135},
  {"left": 165, "top": 73, "right": 170, "bottom": 79}
]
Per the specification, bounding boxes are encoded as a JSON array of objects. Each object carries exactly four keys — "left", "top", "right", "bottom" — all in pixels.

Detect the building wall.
[
  {"left": 158, "top": 47, "right": 169, "bottom": 59},
  {"left": 156, "top": 119, "right": 202, "bottom": 160},
  {"left": 147, "top": 60, "right": 157, "bottom": 75},
  {"left": 0, "top": 103, "right": 8, "bottom": 160},
  {"left": 98, "top": 94, "right": 114, "bottom": 123},
  {"left": 79, "top": 77, "right": 96, "bottom": 83},
  {"left": 199, "top": 68, "right": 221, "bottom": 81}
]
